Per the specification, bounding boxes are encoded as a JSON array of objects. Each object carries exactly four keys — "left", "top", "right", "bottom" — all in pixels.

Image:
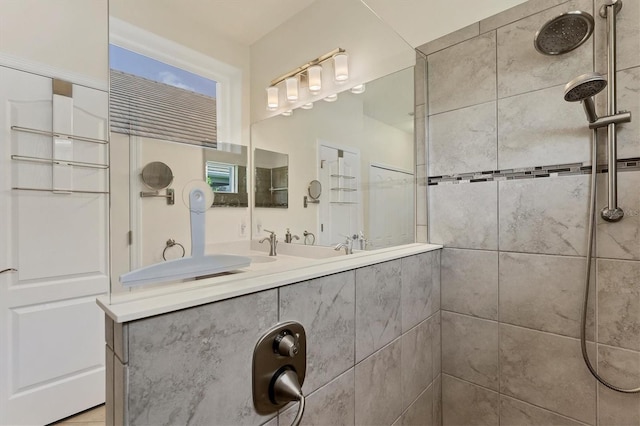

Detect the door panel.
[
  {"left": 12, "top": 296, "right": 104, "bottom": 390},
  {"left": 1, "top": 66, "right": 108, "bottom": 425}
]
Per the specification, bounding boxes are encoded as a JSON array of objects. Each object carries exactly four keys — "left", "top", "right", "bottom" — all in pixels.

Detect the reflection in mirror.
[
  {"left": 204, "top": 143, "right": 248, "bottom": 207},
  {"left": 141, "top": 161, "right": 173, "bottom": 190},
  {"left": 252, "top": 67, "right": 415, "bottom": 250},
  {"left": 254, "top": 148, "right": 288, "bottom": 208},
  {"left": 308, "top": 180, "right": 322, "bottom": 200}
]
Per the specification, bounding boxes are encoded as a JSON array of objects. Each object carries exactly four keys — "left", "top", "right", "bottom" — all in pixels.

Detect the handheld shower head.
[
  {"left": 534, "top": 11, "right": 595, "bottom": 55},
  {"left": 564, "top": 73, "right": 607, "bottom": 123},
  {"left": 564, "top": 72, "right": 608, "bottom": 102}
]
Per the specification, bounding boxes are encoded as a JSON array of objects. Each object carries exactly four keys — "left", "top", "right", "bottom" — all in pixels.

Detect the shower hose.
[{"left": 581, "top": 129, "right": 640, "bottom": 393}]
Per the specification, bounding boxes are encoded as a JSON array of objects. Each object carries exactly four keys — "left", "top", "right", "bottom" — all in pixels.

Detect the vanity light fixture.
[
  {"left": 333, "top": 52, "right": 349, "bottom": 82},
  {"left": 266, "top": 86, "right": 279, "bottom": 111},
  {"left": 281, "top": 110, "right": 293, "bottom": 117},
  {"left": 265, "top": 47, "right": 347, "bottom": 112},
  {"left": 323, "top": 94, "right": 338, "bottom": 102},
  {"left": 301, "top": 103, "right": 314, "bottom": 110},
  {"left": 285, "top": 77, "right": 299, "bottom": 102},
  {"left": 350, "top": 83, "right": 365, "bottom": 94},
  {"left": 308, "top": 65, "right": 322, "bottom": 93}
]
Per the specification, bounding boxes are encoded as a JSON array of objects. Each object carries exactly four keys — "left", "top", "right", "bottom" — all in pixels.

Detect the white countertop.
[{"left": 97, "top": 243, "right": 442, "bottom": 323}]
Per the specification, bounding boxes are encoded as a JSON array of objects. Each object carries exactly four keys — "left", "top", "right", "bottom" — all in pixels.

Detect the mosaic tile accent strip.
[{"left": 428, "top": 158, "right": 640, "bottom": 185}]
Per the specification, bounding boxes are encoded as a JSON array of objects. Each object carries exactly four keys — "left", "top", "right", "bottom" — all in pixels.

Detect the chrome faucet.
[
  {"left": 355, "top": 231, "right": 369, "bottom": 250},
  {"left": 334, "top": 236, "right": 353, "bottom": 255},
  {"left": 285, "top": 228, "right": 300, "bottom": 243},
  {"left": 260, "top": 229, "right": 278, "bottom": 256}
]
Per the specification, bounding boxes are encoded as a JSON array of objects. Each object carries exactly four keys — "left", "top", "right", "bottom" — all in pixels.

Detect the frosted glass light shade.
[
  {"left": 350, "top": 83, "right": 365, "bottom": 94},
  {"left": 307, "top": 65, "right": 322, "bottom": 93},
  {"left": 285, "top": 77, "right": 299, "bottom": 101},
  {"left": 301, "top": 103, "right": 314, "bottom": 110},
  {"left": 333, "top": 53, "right": 349, "bottom": 82},
  {"left": 266, "top": 86, "right": 279, "bottom": 110},
  {"left": 282, "top": 110, "right": 293, "bottom": 117},
  {"left": 323, "top": 94, "right": 338, "bottom": 102}
]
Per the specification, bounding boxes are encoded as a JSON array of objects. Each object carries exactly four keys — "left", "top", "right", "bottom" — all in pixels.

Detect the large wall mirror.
[
  {"left": 252, "top": 66, "right": 415, "bottom": 250},
  {"left": 108, "top": 0, "right": 416, "bottom": 295}
]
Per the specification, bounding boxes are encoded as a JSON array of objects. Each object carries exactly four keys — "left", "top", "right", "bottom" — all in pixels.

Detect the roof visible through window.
[{"left": 109, "top": 44, "right": 217, "bottom": 98}]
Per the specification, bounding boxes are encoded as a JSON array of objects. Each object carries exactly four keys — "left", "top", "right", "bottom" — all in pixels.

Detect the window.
[
  {"left": 206, "top": 161, "right": 237, "bottom": 193},
  {"left": 109, "top": 44, "right": 219, "bottom": 146},
  {"left": 109, "top": 17, "right": 242, "bottom": 146}
]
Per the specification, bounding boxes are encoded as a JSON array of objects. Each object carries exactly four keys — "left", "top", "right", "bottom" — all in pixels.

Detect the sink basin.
[{"left": 250, "top": 255, "right": 277, "bottom": 264}]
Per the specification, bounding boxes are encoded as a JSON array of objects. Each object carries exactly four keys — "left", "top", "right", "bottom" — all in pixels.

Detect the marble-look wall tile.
[
  {"left": 427, "top": 32, "right": 496, "bottom": 115},
  {"left": 611, "top": 67, "right": 640, "bottom": 159},
  {"left": 499, "top": 395, "right": 588, "bottom": 426},
  {"left": 416, "top": 225, "right": 428, "bottom": 243},
  {"left": 279, "top": 369, "right": 355, "bottom": 426},
  {"left": 401, "top": 251, "right": 440, "bottom": 332},
  {"left": 597, "top": 259, "right": 640, "bottom": 351},
  {"left": 442, "top": 312, "right": 499, "bottom": 390},
  {"left": 417, "top": 22, "right": 480, "bottom": 56},
  {"left": 355, "top": 260, "right": 401, "bottom": 362},
  {"left": 261, "top": 417, "right": 278, "bottom": 426},
  {"left": 428, "top": 102, "right": 497, "bottom": 176},
  {"left": 499, "top": 324, "right": 596, "bottom": 424},
  {"left": 355, "top": 339, "right": 402, "bottom": 426},
  {"left": 499, "top": 175, "right": 590, "bottom": 256},
  {"left": 441, "top": 248, "right": 498, "bottom": 320},
  {"left": 429, "top": 181, "right": 498, "bottom": 250},
  {"left": 497, "top": 84, "right": 591, "bottom": 169},
  {"left": 279, "top": 271, "right": 355, "bottom": 394},
  {"left": 597, "top": 345, "right": 640, "bottom": 426},
  {"left": 433, "top": 374, "right": 442, "bottom": 426},
  {"left": 126, "top": 290, "right": 278, "bottom": 426},
  {"left": 402, "top": 384, "right": 433, "bottom": 426},
  {"left": 595, "top": 0, "right": 640, "bottom": 73},
  {"left": 401, "top": 317, "right": 434, "bottom": 411},
  {"left": 417, "top": 165, "right": 427, "bottom": 227},
  {"left": 432, "top": 313, "right": 441, "bottom": 379},
  {"left": 496, "top": 0, "right": 593, "bottom": 98},
  {"left": 416, "top": 107, "right": 426, "bottom": 167},
  {"left": 415, "top": 54, "right": 427, "bottom": 108},
  {"left": 442, "top": 374, "right": 499, "bottom": 426},
  {"left": 597, "top": 172, "right": 640, "bottom": 261},
  {"left": 479, "top": 0, "right": 569, "bottom": 33},
  {"left": 499, "top": 252, "right": 595, "bottom": 339}
]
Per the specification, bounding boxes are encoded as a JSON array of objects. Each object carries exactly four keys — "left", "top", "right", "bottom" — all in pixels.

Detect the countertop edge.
[{"left": 97, "top": 243, "right": 442, "bottom": 323}]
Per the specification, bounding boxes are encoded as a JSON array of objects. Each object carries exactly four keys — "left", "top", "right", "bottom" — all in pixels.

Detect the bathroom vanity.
[{"left": 98, "top": 243, "right": 442, "bottom": 426}]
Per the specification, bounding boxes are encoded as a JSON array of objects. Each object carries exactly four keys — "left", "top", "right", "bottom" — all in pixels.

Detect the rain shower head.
[
  {"left": 564, "top": 73, "right": 607, "bottom": 123},
  {"left": 534, "top": 10, "right": 594, "bottom": 55}
]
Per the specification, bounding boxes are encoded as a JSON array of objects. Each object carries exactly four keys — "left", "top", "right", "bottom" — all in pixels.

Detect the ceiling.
[
  {"left": 156, "top": 0, "right": 318, "bottom": 46},
  {"left": 155, "top": 0, "right": 529, "bottom": 48}
]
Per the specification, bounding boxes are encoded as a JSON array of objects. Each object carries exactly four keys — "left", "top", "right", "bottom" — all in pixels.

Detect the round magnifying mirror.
[
  {"left": 141, "top": 161, "right": 174, "bottom": 190},
  {"left": 308, "top": 180, "right": 322, "bottom": 200}
]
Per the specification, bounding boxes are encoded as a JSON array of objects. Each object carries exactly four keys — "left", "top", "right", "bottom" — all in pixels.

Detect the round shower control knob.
[{"left": 274, "top": 332, "right": 299, "bottom": 358}]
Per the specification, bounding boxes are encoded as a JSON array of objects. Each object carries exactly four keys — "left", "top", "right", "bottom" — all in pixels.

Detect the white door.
[
  {"left": 0, "top": 67, "right": 108, "bottom": 425},
  {"left": 318, "top": 144, "right": 361, "bottom": 246},
  {"left": 369, "top": 165, "right": 414, "bottom": 249}
]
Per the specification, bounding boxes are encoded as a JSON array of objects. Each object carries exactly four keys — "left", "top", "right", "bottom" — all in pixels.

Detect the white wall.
[
  {"left": 250, "top": 0, "right": 416, "bottom": 122},
  {"left": 364, "top": 0, "right": 530, "bottom": 47},
  {"left": 0, "top": 0, "right": 108, "bottom": 86}
]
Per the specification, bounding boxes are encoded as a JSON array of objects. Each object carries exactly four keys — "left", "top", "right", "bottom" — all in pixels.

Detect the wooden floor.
[{"left": 51, "top": 405, "right": 105, "bottom": 426}]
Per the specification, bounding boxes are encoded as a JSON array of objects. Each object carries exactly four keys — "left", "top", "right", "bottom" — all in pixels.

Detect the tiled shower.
[{"left": 418, "top": 0, "right": 640, "bottom": 424}]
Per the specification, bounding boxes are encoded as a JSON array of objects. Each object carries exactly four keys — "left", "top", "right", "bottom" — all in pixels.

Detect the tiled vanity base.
[{"left": 104, "top": 249, "right": 441, "bottom": 426}]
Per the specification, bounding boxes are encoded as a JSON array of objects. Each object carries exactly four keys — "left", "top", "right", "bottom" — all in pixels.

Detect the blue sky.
[{"left": 109, "top": 45, "right": 217, "bottom": 98}]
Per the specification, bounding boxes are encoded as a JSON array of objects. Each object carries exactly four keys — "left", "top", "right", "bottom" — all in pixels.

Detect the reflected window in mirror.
[{"left": 206, "top": 162, "right": 237, "bottom": 193}]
